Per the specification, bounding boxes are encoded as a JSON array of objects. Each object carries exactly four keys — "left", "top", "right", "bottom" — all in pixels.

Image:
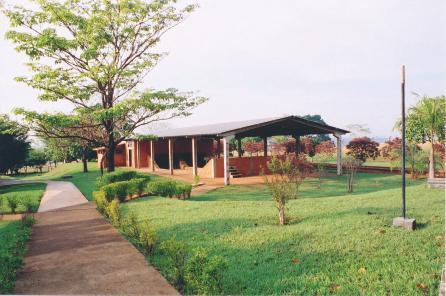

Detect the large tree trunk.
[
  {"left": 82, "top": 147, "right": 88, "bottom": 173},
  {"left": 278, "top": 203, "right": 285, "bottom": 225},
  {"left": 107, "top": 132, "right": 116, "bottom": 172},
  {"left": 429, "top": 142, "right": 435, "bottom": 179}
]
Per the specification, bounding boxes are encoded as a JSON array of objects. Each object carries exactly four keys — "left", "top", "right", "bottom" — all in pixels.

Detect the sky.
[{"left": 0, "top": 0, "right": 445, "bottom": 138}]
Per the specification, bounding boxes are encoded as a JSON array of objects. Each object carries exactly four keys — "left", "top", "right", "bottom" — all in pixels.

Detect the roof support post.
[
  {"left": 334, "top": 134, "right": 342, "bottom": 176},
  {"left": 192, "top": 138, "right": 198, "bottom": 176},
  {"left": 150, "top": 140, "right": 155, "bottom": 172},
  {"left": 237, "top": 138, "right": 242, "bottom": 158},
  {"left": 293, "top": 135, "right": 301, "bottom": 154},
  {"left": 263, "top": 137, "right": 268, "bottom": 157},
  {"left": 137, "top": 140, "right": 141, "bottom": 169},
  {"left": 223, "top": 135, "right": 233, "bottom": 185},
  {"left": 168, "top": 138, "right": 174, "bottom": 175}
]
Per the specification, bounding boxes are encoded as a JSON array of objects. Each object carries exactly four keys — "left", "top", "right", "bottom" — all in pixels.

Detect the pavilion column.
[
  {"left": 223, "top": 136, "right": 233, "bottom": 185},
  {"left": 294, "top": 135, "right": 301, "bottom": 154},
  {"left": 150, "top": 140, "right": 155, "bottom": 172},
  {"left": 168, "top": 138, "right": 174, "bottom": 175},
  {"left": 192, "top": 138, "right": 198, "bottom": 176},
  {"left": 137, "top": 141, "right": 141, "bottom": 168},
  {"left": 334, "top": 134, "right": 342, "bottom": 176},
  {"left": 237, "top": 138, "right": 242, "bottom": 157},
  {"left": 263, "top": 137, "right": 268, "bottom": 157}
]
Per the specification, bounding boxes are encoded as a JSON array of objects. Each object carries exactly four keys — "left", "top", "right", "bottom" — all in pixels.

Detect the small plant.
[
  {"left": 343, "top": 156, "right": 362, "bottom": 193},
  {"left": 138, "top": 220, "right": 157, "bottom": 255},
  {"left": 193, "top": 174, "right": 200, "bottom": 185},
  {"left": 21, "top": 197, "right": 34, "bottom": 213},
  {"left": 161, "top": 237, "right": 188, "bottom": 292},
  {"left": 93, "top": 191, "right": 108, "bottom": 214},
  {"left": 6, "top": 196, "right": 19, "bottom": 214},
  {"left": 21, "top": 215, "right": 35, "bottom": 228},
  {"left": 122, "top": 212, "right": 141, "bottom": 239},
  {"left": 185, "top": 247, "right": 227, "bottom": 295},
  {"left": 101, "top": 181, "right": 129, "bottom": 202},
  {"left": 106, "top": 200, "right": 121, "bottom": 226},
  {"left": 264, "top": 154, "right": 310, "bottom": 225}
]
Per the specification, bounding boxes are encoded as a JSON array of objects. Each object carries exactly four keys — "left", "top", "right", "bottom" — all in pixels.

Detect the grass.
[
  {"left": 0, "top": 219, "right": 34, "bottom": 293},
  {"left": 120, "top": 173, "right": 444, "bottom": 295},
  {"left": 0, "top": 183, "right": 47, "bottom": 214}
]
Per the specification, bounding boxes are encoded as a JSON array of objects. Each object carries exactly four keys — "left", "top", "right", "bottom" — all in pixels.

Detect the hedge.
[
  {"left": 100, "top": 178, "right": 149, "bottom": 202},
  {"left": 96, "top": 171, "right": 150, "bottom": 188},
  {"left": 148, "top": 181, "right": 193, "bottom": 199}
]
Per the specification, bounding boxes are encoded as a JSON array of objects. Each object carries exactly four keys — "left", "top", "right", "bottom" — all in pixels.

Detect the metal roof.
[{"left": 153, "top": 115, "right": 349, "bottom": 139}]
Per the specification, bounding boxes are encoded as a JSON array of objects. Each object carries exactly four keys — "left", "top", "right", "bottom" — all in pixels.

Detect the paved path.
[
  {"left": 14, "top": 182, "right": 178, "bottom": 295},
  {"left": 37, "top": 181, "right": 88, "bottom": 212}
]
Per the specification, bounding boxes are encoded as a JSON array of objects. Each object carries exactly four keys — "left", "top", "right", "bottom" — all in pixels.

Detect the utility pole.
[
  {"left": 401, "top": 65, "right": 406, "bottom": 219},
  {"left": 393, "top": 65, "right": 416, "bottom": 230}
]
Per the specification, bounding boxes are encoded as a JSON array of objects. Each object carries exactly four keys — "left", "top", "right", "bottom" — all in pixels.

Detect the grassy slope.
[
  {"left": 0, "top": 183, "right": 47, "bottom": 214},
  {"left": 0, "top": 220, "right": 32, "bottom": 293},
  {"left": 17, "top": 162, "right": 102, "bottom": 201},
  {"left": 121, "top": 173, "right": 444, "bottom": 295}
]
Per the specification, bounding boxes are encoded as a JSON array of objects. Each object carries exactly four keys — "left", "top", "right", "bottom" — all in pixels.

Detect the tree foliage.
[
  {"left": 5, "top": 0, "right": 207, "bottom": 172},
  {"left": 346, "top": 137, "right": 379, "bottom": 162},
  {"left": 301, "top": 114, "right": 330, "bottom": 145},
  {"left": 264, "top": 154, "right": 312, "bottom": 225},
  {"left": 0, "top": 114, "right": 30, "bottom": 174}
]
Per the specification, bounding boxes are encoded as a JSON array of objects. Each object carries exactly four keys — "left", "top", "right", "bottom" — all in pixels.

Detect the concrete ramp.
[{"left": 38, "top": 181, "right": 88, "bottom": 212}]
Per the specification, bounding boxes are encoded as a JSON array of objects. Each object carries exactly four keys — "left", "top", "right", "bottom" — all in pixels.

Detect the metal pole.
[{"left": 401, "top": 65, "right": 406, "bottom": 219}]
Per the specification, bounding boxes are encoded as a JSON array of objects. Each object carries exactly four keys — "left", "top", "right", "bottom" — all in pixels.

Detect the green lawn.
[
  {"left": 120, "top": 173, "right": 444, "bottom": 295},
  {"left": 0, "top": 220, "right": 33, "bottom": 293},
  {"left": 16, "top": 162, "right": 102, "bottom": 201},
  {"left": 0, "top": 183, "right": 46, "bottom": 214}
]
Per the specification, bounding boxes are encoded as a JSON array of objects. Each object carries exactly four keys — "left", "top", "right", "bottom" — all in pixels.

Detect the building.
[{"left": 95, "top": 116, "right": 349, "bottom": 185}]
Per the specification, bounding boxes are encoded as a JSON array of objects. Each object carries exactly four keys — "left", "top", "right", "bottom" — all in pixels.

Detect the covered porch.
[{"left": 129, "top": 116, "right": 349, "bottom": 185}]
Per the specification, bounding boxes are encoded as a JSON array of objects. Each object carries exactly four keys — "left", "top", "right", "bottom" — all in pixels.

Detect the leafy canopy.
[{"left": 5, "top": 0, "right": 207, "bottom": 168}]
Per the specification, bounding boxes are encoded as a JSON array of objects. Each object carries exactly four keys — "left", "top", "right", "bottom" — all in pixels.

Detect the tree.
[
  {"left": 25, "top": 149, "right": 48, "bottom": 173},
  {"left": 315, "top": 140, "right": 336, "bottom": 155},
  {"left": 0, "top": 114, "right": 30, "bottom": 174},
  {"left": 346, "top": 137, "right": 379, "bottom": 162},
  {"left": 5, "top": 0, "right": 206, "bottom": 172},
  {"left": 343, "top": 156, "right": 362, "bottom": 193},
  {"left": 264, "top": 154, "right": 312, "bottom": 225},
  {"left": 404, "top": 96, "right": 445, "bottom": 178},
  {"left": 301, "top": 114, "right": 330, "bottom": 145}
]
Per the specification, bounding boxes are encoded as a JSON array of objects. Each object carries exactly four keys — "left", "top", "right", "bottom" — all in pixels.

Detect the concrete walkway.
[
  {"left": 37, "top": 181, "right": 88, "bottom": 212},
  {"left": 14, "top": 182, "right": 178, "bottom": 295}
]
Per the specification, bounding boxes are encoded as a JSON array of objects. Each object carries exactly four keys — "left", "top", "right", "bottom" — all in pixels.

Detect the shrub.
[
  {"left": 93, "top": 191, "right": 109, "bottom": 214},
  {"left": 161, "top": 237, "right": 188, "bottom": 291},
  {"left": 21, "top": 197, "right": 34, "bottom": 213},
  {"left": 6, "top": 196, "right": 19, "bottom": 214},
  {"left": 122, "top": 212, "right": 141, "bottom": 239},
  {"left": 106, "top": 200, "right": 121, "bottom": 226},
  {"left": 185, "top": 247, "right": 227, "bottom": 295},
  {"left": 343, "top": 156, "right": 362, "bottom": 193},
  {"left": 128, "top": 178, "right": 149, "bottom": 197},
  {"left": 96, "top": 170, "right": 138, "bottom": 188},
  {"left": 346, "top": 137, "right": 379, "bottom": 162},
  {"left": 264, "top": 155, "right": 309, "bottom": 225},
  {"left": 175, "top": 184, "right": 193, "bottom": 199},
  {"left": 101, "top": 181, "right": 129, "bottom": 202},
  {"left": 0, "top": 254, "right": 22, "bottom": 293},
  {"left": 21, "top": 215, "right": 35, "bottom": 228},
  {"left": 138, "top": 220, "right": 157, "bottom": 255},
  {"left": 148, "top": 181, "right": 178, "bottom": 198}
]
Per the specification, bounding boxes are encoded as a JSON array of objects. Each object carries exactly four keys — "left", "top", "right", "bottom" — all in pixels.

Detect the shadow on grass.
[{"left": 193, "top": 173, "right": 423, "bottom": 202}]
